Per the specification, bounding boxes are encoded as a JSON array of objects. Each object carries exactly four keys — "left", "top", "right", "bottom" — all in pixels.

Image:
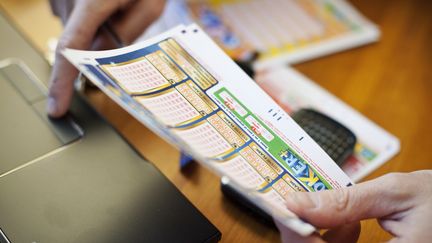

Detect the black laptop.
[{"left": 0, "top": 9, "right": 220, "bottom": 243}]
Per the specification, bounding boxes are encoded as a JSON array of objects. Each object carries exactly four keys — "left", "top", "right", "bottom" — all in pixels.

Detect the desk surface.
[{"left": 1, "top": 0, "right": 431, "bottom": 242}]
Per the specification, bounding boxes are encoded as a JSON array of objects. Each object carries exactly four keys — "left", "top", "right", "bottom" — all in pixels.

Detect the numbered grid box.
[
  {"left": 146, "top": 50, "right": 187, "bottom": 83},
  {"left": 136, "top": 89, "right": 201, "bottom": 127},
  {"left": 239, "top": 146, "right": 278, "bottom": 180},
  {"left": 174, "top": 121, "right": 233, "bottom": 158},
  {"left": 102, "top": 58, "right": 170, "bottom": 94},
  {"left": 215, "top": 155, "right": 266, "bottom": 189}
]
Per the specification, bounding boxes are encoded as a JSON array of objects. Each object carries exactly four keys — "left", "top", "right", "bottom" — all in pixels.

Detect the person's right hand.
[
  {"left": 47, "top": 0, "right": 165, "bottom": 118},
  {"left": 276, "top": 170, "right": 432, "bottom": 243}
]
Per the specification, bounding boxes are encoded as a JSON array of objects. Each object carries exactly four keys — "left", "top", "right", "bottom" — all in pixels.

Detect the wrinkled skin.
[
  {"left": 47, "top": 0, "right": 165, "bottom": 117},
  {"left": 277, "top": 170, "right": 432, "bottom": 243}
]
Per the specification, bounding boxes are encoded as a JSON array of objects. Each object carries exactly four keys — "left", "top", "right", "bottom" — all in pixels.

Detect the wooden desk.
[{"left": 1, "top": 0, "right": 431, "bottom": 242}]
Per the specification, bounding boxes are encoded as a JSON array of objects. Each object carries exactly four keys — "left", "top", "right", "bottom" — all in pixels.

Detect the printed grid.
[
  {"left": 104, "top": 58, "right": 169, "bottom": 93},
  {"left": 159, "top": 41, "right": 211, "bottom": 90},
  {"left": 136, "top": 90, "right": 200, "bottom": 126},
  {"left": 174, "top": 122, "right": 233, "bottom": 158},
  {"left": 239, "top": 147, "right": 278, "bottom": 179},
  {"left": 146, "top": 51, "right": 187, "bottom": 83},
  {"left": 217, "top": 155, "right": 266, "bottom": 189},
  {"left": 176, "top": 83, "right": 213, "bottom": 115},
  {"left": 272, "top": 178, "right": 295, "bottom": 198},
  {"left": 207, "top": 114, "right": 245, "bottom": 147},
  {"left": 159, "top": 42, "right": 196, "bottom": 77}
]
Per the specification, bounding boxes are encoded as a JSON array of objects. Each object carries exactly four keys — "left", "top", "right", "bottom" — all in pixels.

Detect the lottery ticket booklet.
[
  {"left": 63, "top": 24, "right": 353, "bottom": 236},
  {"left": 140, "top": 0, "right": 380, "bottom": 69}
]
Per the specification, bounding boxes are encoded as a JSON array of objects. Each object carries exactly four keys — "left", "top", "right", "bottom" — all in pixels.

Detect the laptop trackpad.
[{"left": 0, "top": 63, "right": 82, "bottom": 175}]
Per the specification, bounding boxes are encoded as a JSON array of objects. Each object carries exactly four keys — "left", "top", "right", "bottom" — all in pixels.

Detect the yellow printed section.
[
  {"left": 145, "top": 50, "right": 187, "bottom": 83},
  {"left": 167, "top": 39, "right": 218, "bottom": 86},
  {"left": 186, "top": 80, "right": 218, "bottom": 110},
  {"left": 239, "top": 146, "right": 278, "bottom": 181},
  {"left": 249, "top": 143, "right": 283, "bottom": 174},
  {"left": 272, "top": 177, "right": 295, "bottom": 199},
  {"left": 283, "top": 174, "right": 307, "bottom": 192},
  {"left": 207, "top": 113, "right": 245, "bottom": 149},
  {"left": 176, "top": 82, "right": 213, "bottom": 115},
  {"left": 218, "top": 111, "right": 250, "bottom": 142},
  {"left": 159, "top": 39, "right": 217, "bottom": 90},
  {"left": 159, "top": 40, "right": 210, "bottom": 89}
]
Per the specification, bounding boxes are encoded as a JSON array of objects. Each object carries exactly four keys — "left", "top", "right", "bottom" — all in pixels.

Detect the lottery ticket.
[{"left": 63, "top": 24, "right": 353, "bottom": 236}]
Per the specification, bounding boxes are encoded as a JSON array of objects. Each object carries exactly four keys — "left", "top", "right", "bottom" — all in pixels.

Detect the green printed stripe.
[{"left": 214, "top": 87, "right": 332, "bottom": 191}]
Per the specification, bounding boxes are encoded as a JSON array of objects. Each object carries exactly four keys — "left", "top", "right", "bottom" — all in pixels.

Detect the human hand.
[
  {"left": 47, "top": 0, "right": 165, "bottom": 117},
  {"left": 276, "top": 170, "right": 432, "bottom": 242}
]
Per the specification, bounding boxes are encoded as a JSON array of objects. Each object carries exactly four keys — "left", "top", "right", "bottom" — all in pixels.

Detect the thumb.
[
  {"left": 285, "top": 173, "right": 412, "bottom": 228},
  {"left": 47, "top": 2, "right": 124, "bottom": 117}
]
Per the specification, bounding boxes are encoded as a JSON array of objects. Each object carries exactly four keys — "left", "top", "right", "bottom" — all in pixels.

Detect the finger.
[
  {"left": 322, "top": 222, "right": 360, "bottom": 243},
  {"left": 49, "top": 0, "right": 75, "bottom": 23},
  {"left": 90, "top": 29, "right": 123, "bottom": 51},
  {"left": 377, "top": 218, "right": 400, "bottom": 237},
  {"left": 47, "top": 1, "right": 129, "bottom": 117},
  {"left": 285, "top": 173, "right": 413, "bottom": 228},
  {"left": 111, "top": 0, "right": 166, "bottom": 44},
  {"left": 89, "top": 0, "right": 166, "bottom": 51},
  {"left": 274, "top": 220, "right": 324, "bottom": 243}
]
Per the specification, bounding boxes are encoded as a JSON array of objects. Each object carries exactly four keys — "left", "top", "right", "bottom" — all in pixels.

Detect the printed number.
[
  {"left": 250, "top": 122, "right": 262, "bottom": 136},
  {"left": 224, "top": 98, "right": 235, "bottom": 110}
]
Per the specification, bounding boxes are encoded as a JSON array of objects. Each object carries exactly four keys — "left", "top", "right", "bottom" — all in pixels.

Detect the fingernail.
[
  {"left": 46, "top": 97, "right": 57, "bottom": 115},
  {"left": 286, "top": 192, "right": 317, "bottom": 209}
]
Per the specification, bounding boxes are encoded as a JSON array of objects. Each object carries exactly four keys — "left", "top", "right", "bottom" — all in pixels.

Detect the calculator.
[{"left": 291, "top": 108, "right": 357, "bottom": 166}]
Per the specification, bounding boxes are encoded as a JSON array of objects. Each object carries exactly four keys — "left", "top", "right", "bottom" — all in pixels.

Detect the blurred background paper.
[
  {"left": 139, "top": 0, "right": 380, "bottom": 69},
  {"left": 255, "top": 66, "right": 400, "bottom": 182}
]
